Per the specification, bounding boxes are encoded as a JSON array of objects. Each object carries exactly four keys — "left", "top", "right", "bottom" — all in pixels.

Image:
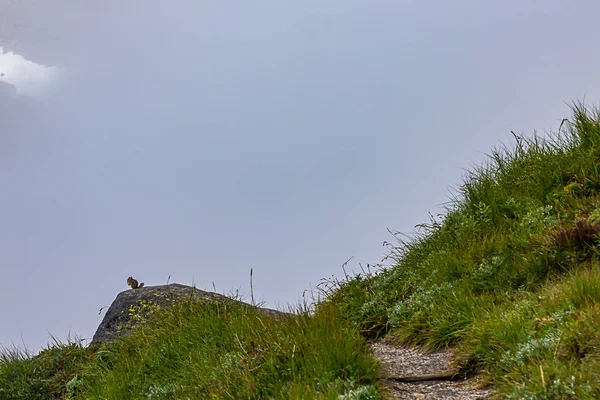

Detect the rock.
[{"left": 90, "top": 283, "right": 287, "bottom": 348}]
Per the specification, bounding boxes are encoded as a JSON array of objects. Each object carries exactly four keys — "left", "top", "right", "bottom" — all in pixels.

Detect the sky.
[{"left": 2, "top": 0, "right": 600, "bottom": 353}]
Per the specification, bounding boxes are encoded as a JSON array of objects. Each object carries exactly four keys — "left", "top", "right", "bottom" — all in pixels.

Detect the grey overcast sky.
[{"left": 2, "top": 1, "right": 600, "bottom": 353}]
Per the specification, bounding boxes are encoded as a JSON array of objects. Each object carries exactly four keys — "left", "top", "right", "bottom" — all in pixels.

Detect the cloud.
[{"left": 0, "top": 47, "right": 64, "bottom": 100}]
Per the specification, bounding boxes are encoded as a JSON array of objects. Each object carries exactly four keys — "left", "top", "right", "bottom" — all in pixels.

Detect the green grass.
[
  {"left": 0, "top": 300, "right": 380, "bottom": 399},
  {"left": 3, "top": 102, "right": 600, "bottom": 399},
  {"left": 324, "top": 102, "right": 600, "bottom": 398}
]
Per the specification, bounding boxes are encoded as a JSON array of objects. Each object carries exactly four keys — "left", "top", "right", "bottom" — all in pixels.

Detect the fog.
[{"left": 2, "top": 0, "right": 600, "bottom": 352}]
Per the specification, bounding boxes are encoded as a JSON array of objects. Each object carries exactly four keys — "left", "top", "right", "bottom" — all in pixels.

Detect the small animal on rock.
[{"left": 127, "top": 276, "right": 144, "bottom": 289}]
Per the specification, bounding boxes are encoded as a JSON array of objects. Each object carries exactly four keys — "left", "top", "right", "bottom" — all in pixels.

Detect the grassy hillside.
[
  {"left": 0, "top": 300, "right": 379, "bottom": 399},
  {"left": 325, "top": 103, "right": 600, "bottom": 398},
  {"left": 2, "top": 103, "right": 600, "bottom": 399}
]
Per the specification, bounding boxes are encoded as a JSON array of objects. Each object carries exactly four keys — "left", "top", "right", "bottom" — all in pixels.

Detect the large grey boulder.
[{"left": 90, "top": 283, "right": 287, "bottom": 348}]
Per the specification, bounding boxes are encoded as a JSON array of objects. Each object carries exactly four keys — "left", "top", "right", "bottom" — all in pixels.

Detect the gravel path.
[{"left": 371, "top": 342, "right": 492, "bottom": 400}]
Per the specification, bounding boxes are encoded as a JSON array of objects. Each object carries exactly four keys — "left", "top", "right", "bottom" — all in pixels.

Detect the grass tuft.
[{"left": 1, "top": 298, "right": 380, "bottom": 399}]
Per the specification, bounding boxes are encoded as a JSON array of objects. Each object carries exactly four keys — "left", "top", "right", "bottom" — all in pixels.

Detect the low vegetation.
[
  {"left": 0, "top": 300, "right": 379, "bottom": 399},
  {"left": 2, "top": 103, "right": 600, "bottom": 399},
  {"left": 325, "top": 103, "right": 600, "bottom": 398}
]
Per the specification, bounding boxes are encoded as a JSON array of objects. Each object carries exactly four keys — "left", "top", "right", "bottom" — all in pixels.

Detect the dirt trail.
[{"left": 371, "top": 342, "right": 492, "bottom": 400}]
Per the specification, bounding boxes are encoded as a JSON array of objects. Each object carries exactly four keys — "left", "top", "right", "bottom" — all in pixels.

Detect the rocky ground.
[{"left": 371, "top": 342, "right": 492, "bottom": 400}]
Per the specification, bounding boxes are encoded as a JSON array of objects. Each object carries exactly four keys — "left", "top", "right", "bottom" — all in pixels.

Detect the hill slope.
[
  {"left": 325, "top": 103, "right": 600, "bottom": 399},
  {"left": 2, "top": 104, "right": 600, "bottom": 399}
]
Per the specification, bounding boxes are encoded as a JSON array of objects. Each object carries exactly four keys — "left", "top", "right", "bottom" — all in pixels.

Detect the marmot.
[{"left": 127, "top": 276, "right": 144, "bottom": 289}]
